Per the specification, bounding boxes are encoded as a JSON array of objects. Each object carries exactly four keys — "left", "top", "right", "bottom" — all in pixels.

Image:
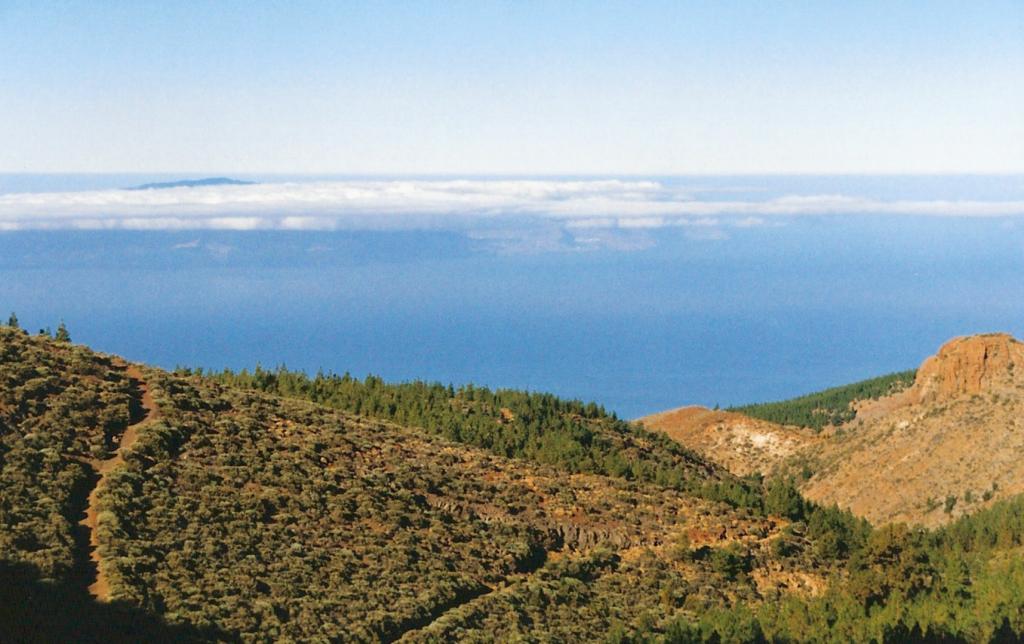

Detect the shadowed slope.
[{"left": 0, "top": 560, "right": 230, "bottom": 643}]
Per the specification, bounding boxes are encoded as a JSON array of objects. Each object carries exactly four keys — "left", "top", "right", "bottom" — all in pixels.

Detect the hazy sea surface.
[{"left": 2, "top": 174, "right": 1023, "bottom": 418}]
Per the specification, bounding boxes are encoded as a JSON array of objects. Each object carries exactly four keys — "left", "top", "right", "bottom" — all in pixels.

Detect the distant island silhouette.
[{"left": 127, "top": 177, "right": 255, "bottom": 190}]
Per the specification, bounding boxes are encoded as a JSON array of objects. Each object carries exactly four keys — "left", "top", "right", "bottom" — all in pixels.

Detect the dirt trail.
[
  {"left": 392, "top": 549, "right": 552, "bottom": 642},
  {"left": 77, "top": 364, "right": 158, "bottom": 601}
]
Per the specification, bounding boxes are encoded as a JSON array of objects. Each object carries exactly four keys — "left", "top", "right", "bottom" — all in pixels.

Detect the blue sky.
[{"left": 1, "top": 1, "right": 1021, "bottom": 174}]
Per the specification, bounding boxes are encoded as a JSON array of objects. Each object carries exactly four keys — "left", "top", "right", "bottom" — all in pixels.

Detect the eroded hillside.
[
  {"left": 804, "top": 333, "right": 1024, "bottom": 526},
  {"left": 638, "top": 406, "right": 817, "bottom": 478}
]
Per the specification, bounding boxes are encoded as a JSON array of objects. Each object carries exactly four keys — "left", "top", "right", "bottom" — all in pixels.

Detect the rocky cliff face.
[{"left": 911, "top": 333, "right": 1024, "bottom": 404}]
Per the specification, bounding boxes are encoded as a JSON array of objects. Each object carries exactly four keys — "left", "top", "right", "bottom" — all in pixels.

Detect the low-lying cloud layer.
[{"left": 1, "top": 179, "right": 1022, "bottom": 232}]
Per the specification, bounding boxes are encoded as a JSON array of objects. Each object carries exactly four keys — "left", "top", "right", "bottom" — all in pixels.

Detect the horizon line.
[{"left": 2, "top": 171, "right": 1023, "bottom": 178}]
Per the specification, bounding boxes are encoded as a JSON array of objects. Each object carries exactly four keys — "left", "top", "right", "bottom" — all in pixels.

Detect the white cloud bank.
[{"left": 0, "top": 179, "right": 1022, "bottom": 231}]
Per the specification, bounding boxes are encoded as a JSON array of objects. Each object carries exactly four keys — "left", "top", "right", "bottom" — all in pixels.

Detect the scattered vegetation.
[
  {"left": 0, "top": 326, "right": 133, "bottom": 579},
  {"left": 638, "top": 497, "right": 1024, "bottom": 642},
  {"left": 97, "top": 369, "right": 829, "bottom": 640},
  {"left": 5, "top": 329, "right": 1024, "bottom": 641}
]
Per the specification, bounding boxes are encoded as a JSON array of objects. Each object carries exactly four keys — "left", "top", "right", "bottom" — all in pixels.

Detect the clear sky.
[{"left": 1, "top": 1, "right": 1021, "bottom": 174}]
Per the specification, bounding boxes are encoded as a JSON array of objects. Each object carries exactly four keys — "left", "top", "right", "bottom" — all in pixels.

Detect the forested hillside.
[
  {"left": 644, "top": 495, "right": 1024, "bottom": 642},
  {"left": 5, "top": 327, "right": 1024, "bottom": 641},
  {"left": 102, "top": 372, "right": 834, "bottom": 640},
  {"left": 201, "top": 365, "right": 762, "bottom": 509},
  {"left": 729, "top": 370, "right": 916, "bottom": 431}
]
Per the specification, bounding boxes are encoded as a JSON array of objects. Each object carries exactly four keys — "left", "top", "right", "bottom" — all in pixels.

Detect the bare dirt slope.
[
  {"left": 804, "top": 333, "right": 1024, "bottom": 527},
  {"left": 638, "top": 406, "right": 817, "bottom": 477}
]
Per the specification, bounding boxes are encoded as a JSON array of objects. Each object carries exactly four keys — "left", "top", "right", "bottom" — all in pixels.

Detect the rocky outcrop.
[
  {"left": 544, "top": 523, "right": 641, "bottom": 550},
  {"left": 911, "top": 333, "right": 1024, "bottom": 404},
  {"left": 424, "top": 493, "right": 646, "bottom": 550}
]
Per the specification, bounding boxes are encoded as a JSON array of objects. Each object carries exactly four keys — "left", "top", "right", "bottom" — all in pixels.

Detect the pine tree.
[
  {"left": 55, "top": 320, "right": 71, "bottom": 342},
  {"left": 6, "top": 312, "right": 17, "bottom": 328},
  {"left": 765, "top": 478, "right": 806, "bottom": 521}
]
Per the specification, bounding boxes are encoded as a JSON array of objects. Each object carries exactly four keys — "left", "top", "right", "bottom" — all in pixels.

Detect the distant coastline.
[{"left": 126, "top": 177, "right": 256, "bottom": 190}]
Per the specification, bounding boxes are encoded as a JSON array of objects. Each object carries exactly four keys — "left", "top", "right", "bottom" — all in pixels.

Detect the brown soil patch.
[{"left": 638, "top": 406, "right": 817, "bottom": 477}]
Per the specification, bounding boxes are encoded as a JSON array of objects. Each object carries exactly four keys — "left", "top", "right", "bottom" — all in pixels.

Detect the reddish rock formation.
[{"left": 911, "top": 333, "right": 1024, "bottom": 403}]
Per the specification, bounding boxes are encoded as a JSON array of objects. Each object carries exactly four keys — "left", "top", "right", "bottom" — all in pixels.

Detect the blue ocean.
[{"left": 2, "top": 174, "right": 1023, "bottom": 419}]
